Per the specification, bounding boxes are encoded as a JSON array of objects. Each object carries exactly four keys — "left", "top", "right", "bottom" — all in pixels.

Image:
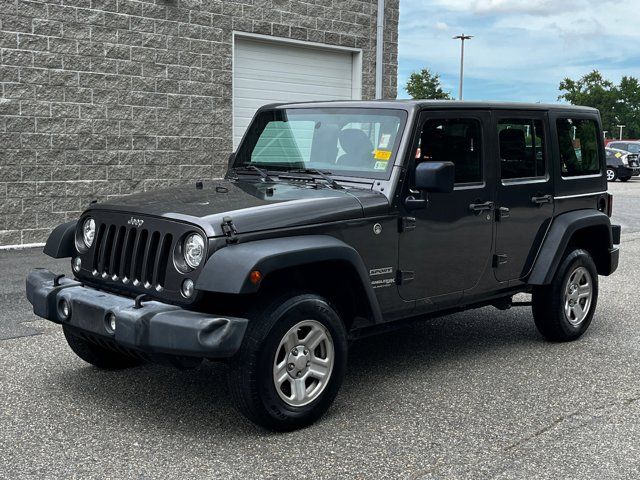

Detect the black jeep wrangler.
[{"left": 27, "top": 101, "right": 620, "bottom": 430}]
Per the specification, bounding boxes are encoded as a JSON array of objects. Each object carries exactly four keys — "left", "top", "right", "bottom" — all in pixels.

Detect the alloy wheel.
[
  {"left": 272, "top": 320, "right": 334, "bottom": 407},
  {"left": 563, "top": 266, "right": 593, "bottom": 326}
]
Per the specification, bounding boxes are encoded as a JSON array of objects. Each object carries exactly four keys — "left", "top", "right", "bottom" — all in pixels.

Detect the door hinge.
[
  {"left": 493, "top": 254, "right": 508, "bottom": 268},
  {"left": 396, "top": 270, "right": 415, "bottom": 285},
  {"left": 496, "top": 207, "right": 510, "bottom": 221},
  {"left": 398, "top": 216, "right": 417, "bottom": 232}
]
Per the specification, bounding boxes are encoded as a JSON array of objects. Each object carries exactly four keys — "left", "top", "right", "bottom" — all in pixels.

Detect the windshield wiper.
[
  {"left": 234, "top": 165, "right": 274, "bottom": 182},
  {"left": 287, "top": 168, "right": 344, "bottom": 190}
]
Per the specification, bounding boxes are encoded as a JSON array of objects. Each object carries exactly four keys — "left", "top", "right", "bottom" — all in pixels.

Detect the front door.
[
  {"left": 494, "top": 112, "right": 554, "bottom": 282},
  {"left": 398, "top": 111, "right": 495, "bottom": 302}
]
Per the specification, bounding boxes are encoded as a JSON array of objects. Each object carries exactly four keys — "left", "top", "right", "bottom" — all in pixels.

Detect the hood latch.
[{"left": 221, "top": 216, "right": 238, "bottom": 244}]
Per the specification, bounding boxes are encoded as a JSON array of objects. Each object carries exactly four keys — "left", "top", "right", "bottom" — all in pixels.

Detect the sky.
[{"left": 397, "top": 0, "right": 640, "bottom": 102}]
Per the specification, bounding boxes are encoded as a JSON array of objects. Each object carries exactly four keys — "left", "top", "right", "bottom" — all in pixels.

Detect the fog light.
[
  {"left": 72, "top": 257, "right": 82, "bottom": 273},
  {"left": 58, "top": 298, "right": 71, "bottom": 320},
  {"left": 105, "top": 313, "right": 116, "bottom": 333},
  {"left": 181, "top": 278, "right": 195, "bottom": 298}
]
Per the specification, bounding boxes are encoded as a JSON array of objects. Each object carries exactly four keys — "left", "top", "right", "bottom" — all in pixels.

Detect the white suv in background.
[{"left": 608, "top": 140, "right": 640, "bottom": 155}]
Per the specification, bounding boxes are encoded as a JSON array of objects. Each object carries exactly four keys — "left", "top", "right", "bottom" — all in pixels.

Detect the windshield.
[
  {"left": 627, "top": 143, "right": 640, "bottom": 154},
  {"left": 234, "top": 108, "right": 408, "bottom": 179}
]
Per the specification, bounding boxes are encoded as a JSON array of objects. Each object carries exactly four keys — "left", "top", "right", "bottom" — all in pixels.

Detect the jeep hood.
[{"left": 92, "top": 179, "right": 389, "bottom": 237}]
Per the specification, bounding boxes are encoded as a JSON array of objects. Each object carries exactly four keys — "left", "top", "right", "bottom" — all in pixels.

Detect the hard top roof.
[{"left": 263, "top": 99, "right": 599, "bottom": 113}]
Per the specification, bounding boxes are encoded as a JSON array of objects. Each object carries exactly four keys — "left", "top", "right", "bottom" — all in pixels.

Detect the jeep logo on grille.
[{"left": 127, "top": 217, "right": 144, "bottom": 227}]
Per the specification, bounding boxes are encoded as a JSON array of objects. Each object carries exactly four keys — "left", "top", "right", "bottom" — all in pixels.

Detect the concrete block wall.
[{"left": 0, "top": 0, "right": 398, "bottom": 246}]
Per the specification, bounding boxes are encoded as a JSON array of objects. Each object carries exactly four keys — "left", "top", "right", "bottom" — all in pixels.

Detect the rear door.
[{"left": 493, "top": 111, "right": 554, "bottom": 282}]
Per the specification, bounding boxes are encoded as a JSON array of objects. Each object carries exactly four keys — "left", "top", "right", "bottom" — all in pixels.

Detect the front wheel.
[
  {"left": 532, "top": 249, "right": 598, "bottom": 341},
  {"left": 606, "top": 168, "right": 617, "bottom": 182},
  {"left": 63, "top": 326, "right": 143, "bottom": 369},
  {"left": 228, "top": 293, "right": 347, "bottom": 431}
]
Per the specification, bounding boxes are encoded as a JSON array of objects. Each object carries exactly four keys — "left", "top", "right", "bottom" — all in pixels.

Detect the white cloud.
[
  {"left": 434, "top": 21, "right": 449, "bottom": 31},
  {"left": 398, "top": 0, "right": 640, "bottom": 101},
  {"left": 428, "top": 0, "right": 617, "bottom": 17}
]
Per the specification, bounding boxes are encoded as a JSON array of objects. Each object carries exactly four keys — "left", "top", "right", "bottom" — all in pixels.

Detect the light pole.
[
  {"left": 603, "top": 130, "right": 608, "bottom": 140},
  {"left": 617, "top": 125, "right": 626, "bottom": 140},
  {"left": 453, "top": 33, "right": 473, "bottom": 100}
]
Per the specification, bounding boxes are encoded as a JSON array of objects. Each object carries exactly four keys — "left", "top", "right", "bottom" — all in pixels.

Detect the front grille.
[
  {"left": 628, "top": 154, "right": 639, "bottom": 167},
  {"left": 90, "top": 223, "right": 173, "bottom": 290},
  {"left": 76, "top": 210, "right": 207, "bottom": 304}
]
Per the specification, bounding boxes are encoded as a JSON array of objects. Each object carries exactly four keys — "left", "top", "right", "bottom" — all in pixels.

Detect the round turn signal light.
[{"left": 249, "top": 270, "right": 263, "bottom": 285}]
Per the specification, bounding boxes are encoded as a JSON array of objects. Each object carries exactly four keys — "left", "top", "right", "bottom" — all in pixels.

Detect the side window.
[
  {"left": 498, "top": 119, "right": 546, "bottom": 180},
  {"left": 557, "top": 118, "right": 601, "bottom": 177},
  {"left": 418, "top": 118, "right": 482, "bottom": 184}
]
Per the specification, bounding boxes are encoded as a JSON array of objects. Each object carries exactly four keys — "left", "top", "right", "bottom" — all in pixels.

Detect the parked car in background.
[
  {"left": 606, "top": 147, "right": 640, "bottom": 182},
  {"left": 608, "top": 140, "right": 640, "bottom": 154}
]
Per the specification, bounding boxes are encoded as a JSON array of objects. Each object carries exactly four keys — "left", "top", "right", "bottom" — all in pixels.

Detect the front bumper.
[
  {"left": 618, "top": 166, "right": 640, "bottom": 177},
  {"left": 26, "top": 269, "right": 248, "bottom": 359}
]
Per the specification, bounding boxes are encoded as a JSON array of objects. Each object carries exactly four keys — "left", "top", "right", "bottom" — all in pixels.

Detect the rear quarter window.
[{"left": 556, "top": 118, "right": 601, "bottom": 177}]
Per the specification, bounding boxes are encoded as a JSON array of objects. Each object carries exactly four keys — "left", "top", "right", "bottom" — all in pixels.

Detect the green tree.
[
  {"left": 616, "top": 76, "right": 640, "bottom": 138},
  {"left": 405, "top": 68, "right": 452, "bottom": 100},
  {"left": 559, "top": 70, "right": 640, "bottom": 138}
]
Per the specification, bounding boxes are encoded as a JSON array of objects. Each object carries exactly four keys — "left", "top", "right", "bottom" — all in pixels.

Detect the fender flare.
[
  {"left": 196, "top": 235, "right": 383, "bottom": 322},
  {"left": 43, "top": 221, "right": 77, "bottom": 259},
  {"left": 528, "top": 210, "right": 613, "bottom": 285}
]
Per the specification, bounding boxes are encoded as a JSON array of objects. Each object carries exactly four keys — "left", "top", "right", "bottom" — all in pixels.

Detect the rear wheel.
[
  {"left": 63, "top": 326, "right": 143, "bottom": 369},
  {"left": 532, "top": 249, "right": 598, "bottom": 341},
  {"left": 606, "top": 168, "right": 617, "bottom": 182},
  {"left": 228, "top": 293, "right": 347, "bottom": 431}
]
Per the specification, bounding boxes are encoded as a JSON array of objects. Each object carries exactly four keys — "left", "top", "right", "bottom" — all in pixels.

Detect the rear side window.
[
  {"left": 556, "top": 118, "right": 601, "bottom": 177},
  {"left": 418, "top": 118, "right": 482, "bottom": 184},
  {"left": 498, "top": 119, "right": 546, "bottom": 180}
]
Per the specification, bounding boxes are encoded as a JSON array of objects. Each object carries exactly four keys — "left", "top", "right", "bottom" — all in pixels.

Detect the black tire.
[
  {"left": 228, "top": 293, "right": 348, "bottom": 431},
  {"left": 620, "top": 176, "right": 631, "bottom": 182},
  {"left": 63, "top": 326, "right": 143, "bottom": 369},
  {"left": 606, "top": 168, "right": 617, "bottom": 182},
  {"left": 532, "top": 249, "right": 598, "bottom": 342}
]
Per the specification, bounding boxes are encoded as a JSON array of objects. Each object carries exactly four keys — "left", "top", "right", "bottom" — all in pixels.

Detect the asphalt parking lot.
[{"left": 1, "top": 181, "right": 639, "bottom": 479}]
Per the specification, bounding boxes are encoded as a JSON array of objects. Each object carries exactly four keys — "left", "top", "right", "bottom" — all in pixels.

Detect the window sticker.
[
  {"left": 374, "top": 149, "right": 392, "bottom": 161},
  {"left": 378, "top": 133, "right": 391, "bottom": 149},
  {"left": 373, "top": 161, "right": 388, "bottom": 170},
  {"left": 615, "top": 152, "right": 622, "bottom": 158}
]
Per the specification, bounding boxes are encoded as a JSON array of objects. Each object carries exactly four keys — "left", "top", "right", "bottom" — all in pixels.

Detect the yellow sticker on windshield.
[
  {"left": 615, "top": 152, "right": 622, "bottom": 158},
  {"left": 374, "top": 149, "right": 392, "bottom": 161}
]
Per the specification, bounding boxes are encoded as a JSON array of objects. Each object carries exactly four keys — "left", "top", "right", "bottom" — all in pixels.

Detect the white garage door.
[{"left": 233, "top": 36, "right": 360, "bottom": 148}]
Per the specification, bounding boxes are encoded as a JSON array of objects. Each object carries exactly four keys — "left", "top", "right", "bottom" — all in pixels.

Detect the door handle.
[
  {"left": 469, "top": 201, "right": 494, "bottom": 214},
  {"left": 531, "top": 194, "right": 553, "bottom": 206}
]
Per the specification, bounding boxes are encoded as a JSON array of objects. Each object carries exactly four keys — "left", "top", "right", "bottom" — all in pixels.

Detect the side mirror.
[
  {"left": 414, "top": 161, "right": 455, "bottom": 193},
  {"left": 228, "top": 152, "right": 236, "bottom": 167}
]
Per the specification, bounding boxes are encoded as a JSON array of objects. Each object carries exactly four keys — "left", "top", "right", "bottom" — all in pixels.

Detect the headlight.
[
  {"left": 82, "top": 217, "right": 96, "bottom": 248},
  {"left": 621, "top": 155, "right": 629, "bottom": 166},
  {"left": 183, "top": 233, "right": 205, "bottom": 269}
]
